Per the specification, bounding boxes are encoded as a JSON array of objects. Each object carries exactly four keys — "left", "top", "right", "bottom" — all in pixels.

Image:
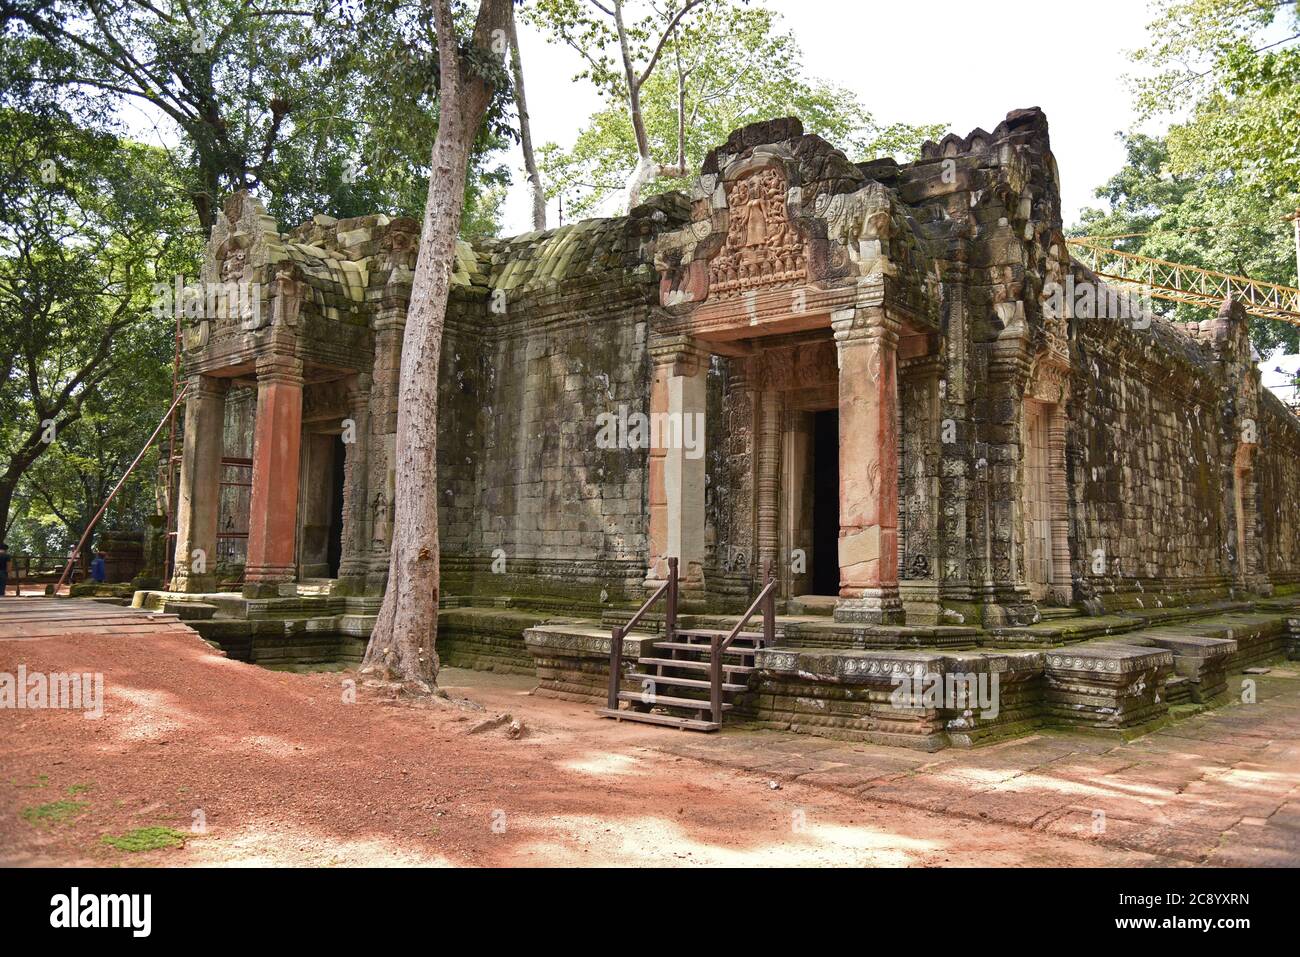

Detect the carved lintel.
[{"left": 1026, "top": 352, "right": 1071, "bottom": 404}]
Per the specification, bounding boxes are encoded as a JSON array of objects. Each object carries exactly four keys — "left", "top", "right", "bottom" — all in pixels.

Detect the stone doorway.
[
  {"left": 298, "top": 433, "right": 346, "bottom": 579},
  {"left": 811, "top": 409, "right": 840, "bottom": 596}
]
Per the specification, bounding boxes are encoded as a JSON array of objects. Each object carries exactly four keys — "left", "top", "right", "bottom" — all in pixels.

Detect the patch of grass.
[
  {"left": 67, "top": 783, "right": 92, "bottom": 796},
  {"left": 22, "top": 799, "right": 89, "bottom": 826},
  {"left": 100, "top": 827, "right": 188, "bottom": 852}
]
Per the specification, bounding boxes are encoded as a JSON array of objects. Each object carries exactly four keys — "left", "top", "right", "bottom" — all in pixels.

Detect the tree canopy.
[
  {"left": 1, "top": 0, "right": 511, "bottom": 231},
  {"left": 530, "top": 0, "right": 945, "bottom": 218},
  {"left": 0, "top": 105, "right": 191, "bottom": 547},
  {"left": 1074, "top": 0, "right": 1300, "bottom": 354}
]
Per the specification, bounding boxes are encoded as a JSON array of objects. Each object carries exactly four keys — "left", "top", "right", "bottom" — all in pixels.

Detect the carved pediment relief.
[
  {"left": 1026, "top": 353, "right": 1070, "bottom": 404},
  {"left": 707, "top": 164, "right": 805, "bottom": 299}
]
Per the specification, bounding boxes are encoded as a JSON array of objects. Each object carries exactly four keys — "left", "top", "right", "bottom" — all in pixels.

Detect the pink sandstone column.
[
  {"left": 244, "top": 356, "right": 304, "bottom": 597},
  {"left": 645, "top": 336, "right": 708, "bottom": 591},
  {"left": 832, "top": 307, "right": 904, "bottom": 624}
]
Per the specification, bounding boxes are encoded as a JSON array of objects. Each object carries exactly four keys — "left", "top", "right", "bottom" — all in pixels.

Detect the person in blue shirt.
[
  {"left": 0, "top": 542, "right": 9, "bottom": 596},
  {"left": 90, "top": 551, "right": 107, "bottom": 583}
]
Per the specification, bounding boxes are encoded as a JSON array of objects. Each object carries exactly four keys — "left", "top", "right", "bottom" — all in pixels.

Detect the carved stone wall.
[{"left": 182, "top": 113, "right": 1300, "bottom": 622}]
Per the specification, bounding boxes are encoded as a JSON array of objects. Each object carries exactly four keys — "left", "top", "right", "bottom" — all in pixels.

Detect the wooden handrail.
[
  {"left": 710, "top": 561, "right": 776, "bottom": 722},
  {"left": 607, "top": 557, "right": 677, "bottom": 710}
]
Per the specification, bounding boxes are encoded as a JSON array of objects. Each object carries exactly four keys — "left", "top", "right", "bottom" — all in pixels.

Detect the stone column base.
[
  {"left": 834, "top": 592, "right": 905, "bottom": 624},
  {"left": 643, "top": 557, "right": 704, "bottom": 593},
  {"left": 169, "top": 572, "right": 217, "bottom": 594},
  {"left": 242, "top": 564, "right": 297, "bottom": 599},
  {"left": 899, "top": 580, "right": 943, "bottom": 626}
]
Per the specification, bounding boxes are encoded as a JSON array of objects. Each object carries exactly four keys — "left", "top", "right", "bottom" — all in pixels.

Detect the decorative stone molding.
[
  {"left": 254, "top": 354, "right": 304, "bottom": 386},
  {"left": 647, "top": 335, "right": 709, "bottom": 376}
]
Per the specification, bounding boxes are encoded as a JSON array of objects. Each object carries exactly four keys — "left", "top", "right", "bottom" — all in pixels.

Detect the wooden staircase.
[{"left": 597, "top": 558, "right": 776, "bottom": 732}]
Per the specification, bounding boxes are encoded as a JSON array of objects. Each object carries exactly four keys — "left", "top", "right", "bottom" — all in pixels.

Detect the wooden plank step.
[
  {"left": 636, "top": 657, "right": 754, "bottom": 674},
  {"left": 595, "top": 708, "right": 720, "bottom": 732},
  {"left": 617, "top": 690, "right": 731, "bottom": 711},
  {"left": 674, "top": 629, "right": 764, "bottom": 640},
  {"left": 652, "top": 641, "right": 756, "bottom": 655},
  {"left": 0, "top": 612, "right": 175, "bottom": 625},
  {"left": 1, "top": 621, "right": 182, "bottom": 635},
  {"left": 628, "top": 672, "right": 748, "bottom": 692}
]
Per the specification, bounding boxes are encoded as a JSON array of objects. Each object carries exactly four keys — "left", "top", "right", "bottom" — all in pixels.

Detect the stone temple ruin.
[{"left": 137, "top": 108, "right": 1300, "bottom": 748}]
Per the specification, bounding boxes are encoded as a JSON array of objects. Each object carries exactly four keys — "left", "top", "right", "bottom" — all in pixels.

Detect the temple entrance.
[
  {"left": 811, "top": 408, "right": 840, "bottom": 596},
  {"left": 298, "top": 432, "right": 346, "bottom": 579},
  {"left": 326, "top": 434, "right": 345, "bottom": 577}
]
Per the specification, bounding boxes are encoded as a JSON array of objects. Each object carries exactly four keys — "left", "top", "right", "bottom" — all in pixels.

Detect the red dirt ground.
[{"left": 0, "top": 613, "right": 1286, "bottom": 867}]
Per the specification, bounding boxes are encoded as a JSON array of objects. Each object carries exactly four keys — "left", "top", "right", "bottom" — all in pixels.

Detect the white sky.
[{"left": 503, "top": 0, "right": 1168, "bottom": 234}]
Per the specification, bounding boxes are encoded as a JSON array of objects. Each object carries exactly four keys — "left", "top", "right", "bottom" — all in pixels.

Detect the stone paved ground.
[
  {"left": 626, "top": 671, "right": 1300, "bottom": 866},
  {"left": 442, "top": 664, "right": 1300, "bottom": 866}
]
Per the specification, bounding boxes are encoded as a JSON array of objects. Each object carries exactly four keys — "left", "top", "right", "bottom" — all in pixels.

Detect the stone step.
[
  {"left": 1036, "top": 606, "right": 1083, "bottom": 621},
  {"left": 786, "top": 594, "right": 837, "bottom": 617},
  {"left": 162, "top": 600, "right": 218, "bottom": 621}
]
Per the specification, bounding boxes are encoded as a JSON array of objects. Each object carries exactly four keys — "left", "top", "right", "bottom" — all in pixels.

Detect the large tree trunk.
[
  {"left": 360, "top": 0, "right": 513, "bottom": 692},
  {"left": 508, "top": 17, "right": 546, "bottom": 231},
  {"left": 0, "top": 482, "right": 15, "bottom": 539}
]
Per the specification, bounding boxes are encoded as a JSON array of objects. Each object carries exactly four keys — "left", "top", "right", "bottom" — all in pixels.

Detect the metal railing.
[{"left": 1066, "top": 239, "right": 1300, "bottom": 325}]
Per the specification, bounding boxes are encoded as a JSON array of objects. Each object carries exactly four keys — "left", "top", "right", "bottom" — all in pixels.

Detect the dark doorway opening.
[
  {"left": 811, "top": 409, "right": 839, "bottom": 596},
  {"left": 326, "top": 434, "right": 346, "bottom": 577}
]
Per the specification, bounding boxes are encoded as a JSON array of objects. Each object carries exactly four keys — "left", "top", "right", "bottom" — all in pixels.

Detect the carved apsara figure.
[{"left": 708, "top": 165, "right": 805, "bottom": 298}]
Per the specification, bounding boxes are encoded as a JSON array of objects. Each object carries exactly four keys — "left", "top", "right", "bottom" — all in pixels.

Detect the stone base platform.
[
  {"left": 132, "top": 588, "right": 550, "bottom": 673},
  {"left": 524, "top": 598, "right": 1300, "bottom": 751},
  {"left": 131, "top": 584, "right": 1300, "bottom": 747}
]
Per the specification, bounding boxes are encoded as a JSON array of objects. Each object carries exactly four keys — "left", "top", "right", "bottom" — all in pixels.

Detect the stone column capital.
[
  {"left": 255, "top": 354, "right": 304, "bottom": 386},
  {"left": 900, "top": 353, "right": 946, "bottom": 380},
  {"left": 648, "top": 334, "right": 709, "bottom": 377},
  {"left": 831, "top": 306, "right": 901, "bottom": 347},
  {"left": 346, "top": 374, "right": 372, "bottom": 411},
  {"left": 1026, "top": 353, "right": 1071, "bottom": 404},
  {"left": 185, "top": 373, "right": 229, "bottom": 399}
]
